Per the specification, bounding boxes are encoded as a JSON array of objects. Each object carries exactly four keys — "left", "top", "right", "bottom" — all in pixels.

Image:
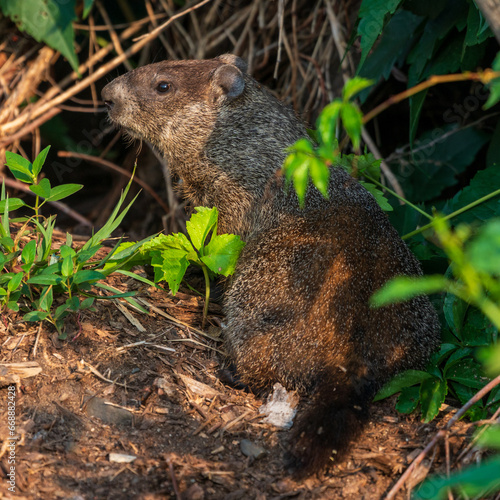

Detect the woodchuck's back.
[{"left": 224, "top": 165, "right": 440, "bottom": 473}]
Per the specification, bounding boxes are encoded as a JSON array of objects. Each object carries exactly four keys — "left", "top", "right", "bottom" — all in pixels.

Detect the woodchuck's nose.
[{"left": 101, "top": 83, "right": 116, "bottom": 110}]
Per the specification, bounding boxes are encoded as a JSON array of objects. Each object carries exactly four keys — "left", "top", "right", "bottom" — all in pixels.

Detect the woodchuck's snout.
[{"left": 102, "top": 54, "right": 441, "bottom": 476}]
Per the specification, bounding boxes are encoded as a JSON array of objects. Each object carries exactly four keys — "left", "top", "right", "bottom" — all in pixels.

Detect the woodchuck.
[{"left": 102, "top": 54, "right": 441, "bottom": 475}]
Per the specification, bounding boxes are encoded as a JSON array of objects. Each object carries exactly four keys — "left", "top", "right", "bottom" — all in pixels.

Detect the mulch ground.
[{"left": 0, "top": 233, "right": 476, "bottom": 500}]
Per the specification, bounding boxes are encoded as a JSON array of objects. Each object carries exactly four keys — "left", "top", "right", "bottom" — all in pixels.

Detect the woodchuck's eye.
[{"left": 156, "top": 82, "right": 171, "bottom": 93}]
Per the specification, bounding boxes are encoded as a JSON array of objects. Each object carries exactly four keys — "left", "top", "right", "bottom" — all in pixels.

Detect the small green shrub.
[
  {"left": 1, "top": 147, "right": 140, "bottom": 338},
  {"left": 107, "top": 206, "right": 246, "bottom": 327}
]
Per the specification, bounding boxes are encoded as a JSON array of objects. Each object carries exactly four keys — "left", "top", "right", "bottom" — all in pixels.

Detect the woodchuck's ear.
[
  {"left": 211, "top": 64, "right": 245, "bottom": 99},
  {"left": 216, "top": 54, "right": 248, "bottom": 73}
]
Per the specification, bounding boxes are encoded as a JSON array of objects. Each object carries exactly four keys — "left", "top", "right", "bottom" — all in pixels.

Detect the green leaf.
[
  {"left": 30, "top": 177, "right": 51, "bottom": 199},
  {"left": 358, "top": 9, "right": 423, "bottom": 97},
  {"left": 45, "top": 183, "right": 83, "bottom": 202},
  {"left": 484, "top": 51, "right": 500, "bottom": 110},
  {"left": 114, "top": 270, "right": 158, "bottom": 289},
  {"left": 409, "top": 90, "right": 427, "bottom": 146},
  {"left": 59, "top": 244, "right": 76, "bottom": 259},
  {"left": 151, "top": 250, "right": 189, "bottom": 296},
  {"left": 0, "top": 0, "right": 79, "bottom": 71},
  {"left": 23, "top": 310, "right": 50, "bottom": 321},
  {"left": 186, "top": 207, "right": 218, "bottom": 252},
  {"left": 407, "top": 0, "right": 468, "bottom": 85},
  {"left": 359, "top": 181, "right": 393, "bottom": 212},
  {"left": 83, "top": 0, "right": 95, "bottom": 18},
  {"left": 39, "top": 286, "right": 53, "bottom": 312},
  {"left": 80, "top": 296, "right": 95, "bottom": 309},
  {"left": 374, "top": 369, "right": 432, "bottom": 401},
  {"left": 73, "top": 270, "right": 105, "bottom": 284},
  {"left": 292, "top": 159, "right": 310, "bottom": 208},
  {"left": 21, "top": 239, "right": 37, "bottom": 266},
  {"left": 370, "top": 275, "right": 449, "bottom": 307},
  {"left": 357, "top": 0, "right": 404, "bottom": 70},
  {"left": 66, "top": 295, "right": 80, "bottom": 311},
  {"left": 477, "top": 426, "right": 500, "bottom": 450},
  {"left": 397, "top": 126, "right": 490, "bottom": 203},
  {"left": 447, "top": 164, "right": 500, "bottom": 224},
  {"left": 0, "top": 236, "right": 14, "bottom": 252},
  {"left": 309, "top": 157, "right": 330, "bottom": 199},
  {"left": 443, "top": 288, "right": 468, "bottom": 338},
  {"left": 75, "top": 245, "right": 100, "bottom": 265},
  {"left": 61, "top": 255, "right": 74, "bottom": 277},
  {"left": 7, "top": 272, "right": 23, "bottom": 292},
  {"left": 396, "top": 385, "right": 421, "bottom": 414},
  {"left": 465, "top": 2, "right": 493, "bottom": 47},
  {"left": 201, "top": 233, "right": 246, "bottom": 277},
  {"left": 0, "top": 198, "right": 27, "bottom": 212},
  {"left": 446, "top": 358, "right": 490, "bottom": 389},
  {"left": 414, "top": 456, "right": 500, "bottom": 499},
  {"left": 27, "top": 274, "right": 62, "bottom": 285},
  {"left": 340, "top": 102, "right": 363, "bottom": 151},
  {"left": 467, "top": 219, "right": 500, "bottom": 275},
  {"left": 145, "top": 233, "right": 197, "bottom": 262},
  {"left": 32, "top": 145, "right": 50, "bottom": 177},
  {"left": 479, "top": 343, "right": 500, "bottom": 377},
  {"left": 342, "top": 77, "right": 374, "bottom": 101},
  {"left": 316, "top": 101, "right": 342, "bottom": 148},
  {"left": 4, "top": 151, "right": 33, "bottom": 183},
  {"left": 420, "top": 377, "right": 447, "bottom": 422},
  {"left": 7, "top": 301, "right": 19, "bottom": 312},
  {"left": 54, "top": 301, "right": 71, "bottom": 319}
]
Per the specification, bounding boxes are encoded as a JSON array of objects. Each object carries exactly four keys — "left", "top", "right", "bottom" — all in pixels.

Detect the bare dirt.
[{"left": 0, "top": 232, "right": 474, "bottom": 500}]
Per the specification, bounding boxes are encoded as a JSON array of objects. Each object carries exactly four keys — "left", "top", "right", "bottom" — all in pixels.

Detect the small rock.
[
  {"left": 109, "top": 452, "right": 137, "bottom": 463},
  {"left": 240, "top": 439, "right": 266, "bottom": 459},
  {"left": 184, "top": 483, "right": 205, "bottom": 500},
  {"left": 259, "top": 382, "right": 299, "bottom": 429},
  {"left": 84, "top": 397, "right": 133, "bottom": 426}
]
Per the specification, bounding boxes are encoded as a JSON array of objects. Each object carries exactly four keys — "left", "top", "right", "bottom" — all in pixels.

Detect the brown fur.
[{"left": 102, "top": 55, "right": 441, "bottom": 475}]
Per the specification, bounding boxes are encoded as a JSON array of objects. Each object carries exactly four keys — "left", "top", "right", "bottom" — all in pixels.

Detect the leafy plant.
[
  {"left": 372, "top": 216, "right": 500, "bottom": 421},
  {"left": 282, "top": 76, "right": 400, "bottom": 211},
  {"left": 412, "top": 343, "right": 500, "bottom": 499},
  {"left": 0, "top": 147, "right": 141, "bottom": 338},
  {"left": 107, "top": 207, "right": 246, "bottom": 328}
]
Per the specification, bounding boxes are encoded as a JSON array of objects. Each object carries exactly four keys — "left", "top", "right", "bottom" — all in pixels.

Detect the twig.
[
  {"left": 113, "top": 300, "right": 146, "bottom": 332},
  {"left": 274, "top": 0, "right": 285, "bottom": 80},
  {"left": 57, "top": 151, "right": 170, "bottom": 213},
  {"left": 0, "top": 107, "right": 61, "bottom": 148},
  {"left": 0, "top": 176, "right": 92, "bottom": 227},
  {"left": 386, "top": 374, "right": 500, "bottom": 499},
  {"left": 167, "top": 458, "right": 182, "bottom": 500},
  {"left": 81, "top": 359, "right": 132, "bottom": 388},
  {"left": 135, "top": 297, "right": 221, "bottom": 341},
  {"left": 32, "top": 323, "right": 43, "bottom": 358},
  {"left": 135, "top": 0, "right": 212, "bottom": 42},
  {"left": 361, "top": 129, "right": 406, "bottom": 199},
  {"left": 96, "top": 1, "right": 133, "bottom": 71},
  {"left": 364, "top": 71, "right": 500, "bottom": 126}
]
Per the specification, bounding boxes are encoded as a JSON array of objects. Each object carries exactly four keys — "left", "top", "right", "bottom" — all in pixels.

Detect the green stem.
[
  {"left": 364, "top": 174, "right": 433, "bottom": 221},
  {"left": 34, "top": 194, "right": 40, "bottom": 219},
  {"left": 403, "top": 188, "right": 500, "bottom": 240},
  {"left": 201, "top": 263, "right": 210, "bottom": 329}
]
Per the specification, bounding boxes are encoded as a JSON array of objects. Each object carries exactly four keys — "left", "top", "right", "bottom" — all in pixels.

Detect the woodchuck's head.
[{"left": 102, "top": 54, "right": 249, "bottom": 160}]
